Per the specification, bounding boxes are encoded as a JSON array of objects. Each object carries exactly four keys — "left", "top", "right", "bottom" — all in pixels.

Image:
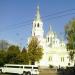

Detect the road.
[
  {"left": 0, "top": 69, "right": 59, "bottom": 75},
  {"left": 39, "top": 68, "right": 58, "bottom": 75},
  {"left": 1, "top": 73, "right": 59, "bottom": 75}
]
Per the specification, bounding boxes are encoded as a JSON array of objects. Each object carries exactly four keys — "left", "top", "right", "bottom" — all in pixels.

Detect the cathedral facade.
[{"left": 28, "top": 6, "right": 74, "bottom": 68}]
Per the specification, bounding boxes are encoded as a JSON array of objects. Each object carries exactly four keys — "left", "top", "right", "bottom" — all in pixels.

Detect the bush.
[{"left": 49, "top": 65, "right": 54, "bottom": 68}]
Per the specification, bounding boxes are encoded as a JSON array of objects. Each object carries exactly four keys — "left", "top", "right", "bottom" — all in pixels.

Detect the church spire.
[
  {"left": 32, "top": 5, "right": 44, "bottom": 38},
  {"left": 35, "top": 5, "right": 41, "bottom": 21}
]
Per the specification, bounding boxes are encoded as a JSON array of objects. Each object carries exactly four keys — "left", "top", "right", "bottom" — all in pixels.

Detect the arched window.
[
  {"left": 49, "top": 57, "right": 52, "bottom": 61},
  {"left": 61, "top": 57, "right": 64, "bottom": 62},
  {"left": 48, "top": 37, "right": 49, "bottom": 42},
  {"left": 35, "top": 24, "right": 36, "bottom": 27},
  {"left": 37, "top": 23, "right": 39, "bottom": 27}
]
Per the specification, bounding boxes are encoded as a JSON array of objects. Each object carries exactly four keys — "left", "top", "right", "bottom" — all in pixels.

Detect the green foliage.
[
  {"left": 69, "top": 50, "right": 74, "bottom": 61},
  {"left": 65, "top": 19, "right": 75, "bottom": 60},
  {"left": 21, "top": 47, "right": 29, "bottom": 64},
  {"left": 28, "top": 36, "right": 43, "bottom": 65},
  {"left": 0, "top": 38, "right": 43, "bottom": 65},
  {"left": 49, "top": 65, "right": 54, "bottom": 68},
  {"left": 0, "top": 44, "right": 32, "bottom": 65},
  {"left": 0, "top": 50, "right": 6, "bottom": 66},
  {"left": 6, "top": 45, "right": 20, "bottom": 64},
  {"left": 16, "top": 47, "right": 29, "bottom": 64}
]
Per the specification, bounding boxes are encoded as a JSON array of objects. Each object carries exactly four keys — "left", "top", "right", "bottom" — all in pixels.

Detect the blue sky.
[{"left": 0, "top": 0, "right": 75, "bottom": 47}]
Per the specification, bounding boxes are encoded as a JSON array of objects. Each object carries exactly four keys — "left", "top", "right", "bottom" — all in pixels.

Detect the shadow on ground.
[{"left": 57, "top": 66, "right": 75, "bottom": 75}]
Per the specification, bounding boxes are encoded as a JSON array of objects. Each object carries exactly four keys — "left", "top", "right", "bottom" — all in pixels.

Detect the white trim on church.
[{"left": 28, "top": 6, "right": 74, "bottom": 68}]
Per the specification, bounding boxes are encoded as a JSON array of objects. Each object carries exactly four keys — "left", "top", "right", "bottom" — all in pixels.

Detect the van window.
[
  {"left": 6, "top": 66, "right": 19, "bottom": 68},
  {"left": 6, "top": 66, "right": 23, "bottom": 68},
  {"left": 33, "top": 67, "right": 38, "bottom": 69},
  {"left": 24, "top": 67, "right": 32, "bottom": 69},
  {"left": 20, "top": 66, "right": 23, "bottom": 68}
]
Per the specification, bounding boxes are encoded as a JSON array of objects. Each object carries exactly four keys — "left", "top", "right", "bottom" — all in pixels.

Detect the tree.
[
  {"left": 6, "top": 45, "right": 20, "bottom": 64},
  {"left": 65, "top": 19, "right": 75, "bottom": 60},
  {"left": 0, "top": 50, "right": 6, "bottom": 66},
  {"left": 21, "top": 47, "right": 29, "bottom": 64},
  {"left": 16, "top": 47, "right": 29, "bottom": 64},
  {"left": 0, "top": 40, "right": 9, "bottom": 51},
  {"left": 28, "top": 36, "right": 43, "bottom": 65}
]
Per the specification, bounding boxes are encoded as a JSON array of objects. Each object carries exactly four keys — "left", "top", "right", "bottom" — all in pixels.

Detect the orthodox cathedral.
[{"left": 28, "top": 6, "right": 74, "bottom": 68}]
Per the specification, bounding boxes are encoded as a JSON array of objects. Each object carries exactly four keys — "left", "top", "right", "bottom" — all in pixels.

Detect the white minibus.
[{"left": 0, "top": 64, "right": 39, "bottom": 75}]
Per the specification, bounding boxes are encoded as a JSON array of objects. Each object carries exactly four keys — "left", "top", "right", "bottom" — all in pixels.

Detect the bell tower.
[{"left": 32, "top": 5, "right": 44, "bottom": 39}]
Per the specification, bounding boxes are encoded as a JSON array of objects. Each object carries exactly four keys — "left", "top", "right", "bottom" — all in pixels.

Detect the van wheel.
[
  {"left": 26, "top": 72, "right": 31, "bottom": 75},
  {"left": 23, "top": 72, "right": 26, "bottom": 75}
]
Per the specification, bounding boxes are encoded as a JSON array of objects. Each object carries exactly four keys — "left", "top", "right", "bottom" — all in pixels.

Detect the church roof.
[
  {"left": 49, "top": 25, "right": 52, "bottom": 32},
  {"left": 34, "top": 5, "right": 42, "bottom": 21},
  {"left": 47, "top": 25, "right": 54, "bottom": 35}
]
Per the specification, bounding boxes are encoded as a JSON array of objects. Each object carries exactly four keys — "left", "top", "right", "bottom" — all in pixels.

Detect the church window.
[
  {"left": 37, "top": 23, "right": 39, "bottom": 27},
  {"left": 49, "top": 57, "right": 52, "bottom": 61},
  {"left": 35, "top": 24, "right": 36, "bottom": 27},
  {"left": 69, "top": 58, "right": 70, "bottom": 62},
  {"left": 49, "top": 57, "right": 50, "bottom": 61},
  {"left": 61, "top": 57, "right": 62, "bottom": 62},
  {"left": 68, "top": 63, "right": 70, "bottom": 66},
  {"left": 48, "top": 37, "right": 49, "bottom": 42},
  {"left": 61, "top": 57, "right": 64, "bottom": 62},
  {"left": 63, "top": 57, "right": 64, "bottom": 62}
]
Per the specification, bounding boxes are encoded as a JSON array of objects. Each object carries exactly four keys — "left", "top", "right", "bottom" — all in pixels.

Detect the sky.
[{"left": 0, "top": 0, "right": 75, "bottom": 48}]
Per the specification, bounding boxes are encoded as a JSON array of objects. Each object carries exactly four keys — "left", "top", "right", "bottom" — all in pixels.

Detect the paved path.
[
  {"left": 39, "top": 68, "right": 58, "bottom": 75},
  {"left": 1, "top": 69, "right": 60, "bottom": 75}
]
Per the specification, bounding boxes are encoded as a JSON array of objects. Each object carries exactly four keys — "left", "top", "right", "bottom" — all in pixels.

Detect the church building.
[{"left": 28, "top": 6, "right": 74, "bottom": 68}]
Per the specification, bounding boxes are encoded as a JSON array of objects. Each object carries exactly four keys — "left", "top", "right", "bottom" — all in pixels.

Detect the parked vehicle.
[{"left": 0, "top": 64, "right": 39, "bottom": 75}]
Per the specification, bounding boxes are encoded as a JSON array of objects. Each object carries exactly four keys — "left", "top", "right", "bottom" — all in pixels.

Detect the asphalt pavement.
[{"left": 0, "top": 69, "right": 59, "bottom": 75}]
